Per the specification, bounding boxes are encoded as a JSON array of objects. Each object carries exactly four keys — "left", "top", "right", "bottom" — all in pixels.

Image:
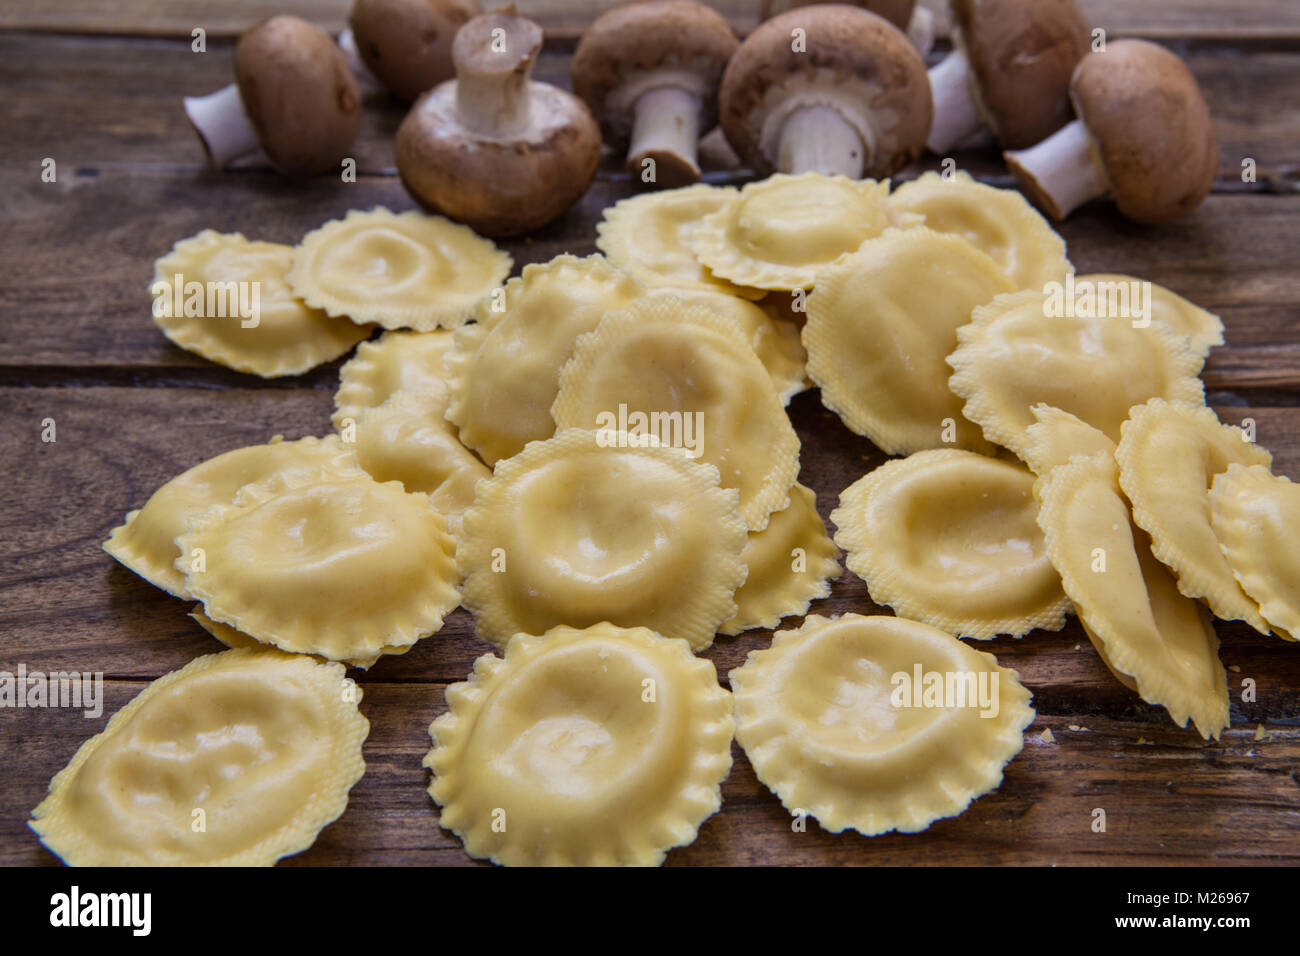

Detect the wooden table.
[{"left": 2, "top": 1, "right": 1298, "bottom": 867}]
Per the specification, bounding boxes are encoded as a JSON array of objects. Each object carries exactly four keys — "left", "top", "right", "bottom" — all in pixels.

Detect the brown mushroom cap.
[
  {"left": 571, "top": 0, "right": 739, "bottom": 146},
  {"left": 953, "top": 0, "right": 1090, "bottom": 149},
  {"left": 719, "top": 4, "right": 930, "bottom": 177},
  {"left": 764, "top": 0, "right": 915, "bottom": 31},
  {"left": 233, "top": 16, "right": 362, "bottom": 175},
  {"left": 1071, "top": 39, "right": 1217, "bottom": 223},
  {"left": 351, "top": 0, "right": 481, "bottom": 101}
]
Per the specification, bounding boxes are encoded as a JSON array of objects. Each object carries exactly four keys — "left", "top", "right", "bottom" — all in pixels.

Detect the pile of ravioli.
[{"left": 31, "top": 172, "right": 1299, "bottom": 867}]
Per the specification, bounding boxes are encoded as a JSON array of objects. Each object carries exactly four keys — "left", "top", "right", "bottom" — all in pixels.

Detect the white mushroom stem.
[
  {"left": 337, "top": 28, "right": 379, "bottom": 87},
  {"left": 453, "top": 21, "right": 539, "bottom": 138},
  {"left": 1004, "top": 118, "right": 1108, "bottom": 220},
  {"left": 906, "top": 5, "right": 936, "bottom": 56},
  {"left": 627, "top": 87, "right": 701, "bottom": 176},
  {"left": 183, "top": 84, "right": 259, "bottom": 169},
  {"left": 925, "top": 49, "right": 983, "bottom": 154},
  {"left": 777, "top": 106, "right": 866, "bottom": 178}
]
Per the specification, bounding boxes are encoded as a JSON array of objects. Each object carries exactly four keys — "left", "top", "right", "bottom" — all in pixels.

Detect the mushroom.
[
  {"left": 1004, "top": 39, "right": 1218, "bottom": 223},
  {"left": 183, "top": 16, "right": 362, "bottom": 174},
  {"left": 347, "top": 0, "right": 482, "bottom": 101},
  {"left": 926, "top": 0, "right": 1090, "bottom": 155},
  {"left": 758, "top": 1, "right": 937, "bottom": 55},
  {"left": 395, "top": 8, "right": 601, "bottom": 237},
  {"left": 570, "top": 1, "right": 738, "bottom": 188},
  {"left": 719, "top": 5, "right": 930, "bottom": 179}
]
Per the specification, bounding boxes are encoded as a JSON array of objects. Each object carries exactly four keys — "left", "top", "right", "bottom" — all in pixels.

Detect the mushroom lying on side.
[
  {"left": 927, "top": 0, "right": 1090, "bottom": 154},
  {"left": 184, "top": 16, "right": 362, "bottom": 174},
  {"left": 719, "top": 4, "right": 930, "bottom": 178},
  {"left": 395, "top": 9, "right": 601, "bottom": 237},
  {"left": 1004, "top": 39, "right": 1218, "bottom": 224},
  {"left": 571, "top": 0, "right": 738, "bottom": 188},
  {"left": 347, "top": 0, "right": 481, "bottom": 101}
]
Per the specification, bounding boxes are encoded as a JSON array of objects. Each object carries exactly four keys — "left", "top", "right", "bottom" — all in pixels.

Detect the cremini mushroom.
[
  {"left": 718, "top": 4, "right": 930, "bottom": 178},
  {"left": 347, "top": 0, "right": 481, "bottom": 101},
  {"left": 395, "top": 8, "right": 601, "bottom": 237},
  {"left": 183, "top": 16, "right": 362, "bottom": 174},
  {"left": 1004, "top": 39, "right": 1218, "bottom": 223},
  {"left": 570, "top": 0, "right": 738, "bottom": 188},
  {"left": 926, "top": 0, "right": 1090, "bottom": 154},
  {"left": 759, "top": 1, "right": 936, "bottom": 55}
]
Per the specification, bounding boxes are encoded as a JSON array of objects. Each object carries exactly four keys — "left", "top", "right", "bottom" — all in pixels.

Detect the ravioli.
[
  {"left": 457, "top": 429, "right": 748, "bottom": 652},
  {"left": 1021, "top": 404, "right": 1118, "bottom": 477},
  {"left": 177, "top": 467, "right": 460, "bottom": 662},
  {"left": 152, "top": 230, "right": 371, "bottom": 377},
  {"left": 332, "top": 329, "right": 456, "bottom": 430},
  {"left": 686, "top": 174, "right": 903, "bottom": 290},
  {"left": 188, "top": 605, "right": 405, "bottom": 670},
  {"left": 103, "top": 435, "right": 363, "bottom": 598},
  {"left": 730, "top": 614, "right": 1034, "bottom": 836},
  {"left": 889, "top": 171, "right": 1072, "bottom": 289},
  {"left": 804, "top": 228, "right": 1014, "bottom": 454},
  {"left": 444, "top": 254, "right": 643, "bottom": 465},
  {"left": 721, "top": 483, "right": 841, "bottom": 636},
  {"left": 1116, "top": 400, "right": 1272, "bottom": 632},
  {"left": 426, "top": 623, "right": 734, "bottom": 866},
  {"left": 833, "top": 450, "right": 1068, "bottom": 639},
  {"left": 30, "top": 648, "right": 368, "bottom": 866},
  {"left": 288, "top": 208, "right": 511, "bottom": 331},
  {"left": 1076, "top": 274, "right": 1224, "bottom": 357},
  {"left": 1210, "top": 464, "right": 1300, "bottom": 641},
  {"left": 551, "top": 297, "right": 801, "bottom": 531},
  {"left": 1035, "top": 451, "right": 1230, "bottom": 739},
  {"left": 948, "top": 290, "right": 1206, "bottom": 457}
]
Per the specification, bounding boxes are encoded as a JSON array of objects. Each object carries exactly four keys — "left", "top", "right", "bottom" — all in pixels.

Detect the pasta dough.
[
  {"left": 1021, "top": 404, "right": 1118, "bottom": 476},
  {"left": 426, "top": 623, "right": 734, "bottom": 866},
  {"left": 1076, "top": 273, "right": 1223, "bottom": 357},
  {"left": 333, "top": 329, "right": 456, "bottom": 430},
  {"left": 189, "top": 605, "right": 406, "bottom": 670}
]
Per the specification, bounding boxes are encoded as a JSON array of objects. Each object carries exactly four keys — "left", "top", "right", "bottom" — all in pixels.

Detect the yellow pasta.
[{"left": 332, "top": 329, "right": 456, "bottom": 430}]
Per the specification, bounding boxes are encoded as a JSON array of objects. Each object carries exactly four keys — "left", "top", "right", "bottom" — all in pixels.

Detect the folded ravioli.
[
  {"left": 103, "top": 435, "right": 363, "bottom": 598},
  {"left": 332, "top": 329, "right": 456, "bottom": 430},
  {"left": 686, "top": 174, "right": 902, "bottom": 290},
  {"left": 426, "top": 623, "right": 734, "bottom": 866},
  {"left": 730, "top": 614, "right": 1034, "bottom": 836},
  {"left": 189, "top": 605, "right": 405, "bottom": 670},
  {"left": 596, "top": 184, "right": 763, "bottom": 299},
  {"left": 722, "top": 483, "right": 841, "bottom": 636},
  {"left": 832, "top": 450, "right": 1068, "bottom": 639},
  {"left": 30, "top": 648, "right": 367, "bottom": 866},
  {"left": 458, "top": 429, "right": 748, "bottom": 652},
  {"left": 444, "top": 254, "right": 643, "bottom": 465},
  {"left": 805, "top": 228, "right": 1015, "bottom": 455},
  {"left": 1210, "top": 464, "right": 1300, "bottom": 641},
  {"left": 1021, "top": 404, "right": 1118, "bottom": 476},
  {"left": 288, "top": 208, "right": 511, "bottom": 331},
  {"left": 1076, "top": 274, "right": 1224, "bottom": 357},
  {"left": 948, "top": 290, "right": 1205, "bottom": 457},
  {"left": 152, "top": 231, "right": 371, "bottom": 377},
  {"left": 1116, "top": 400, "right": 1273, "bottom": 632},
  {"left": 177, "top": 468, "right": 460, "bottom": 662},
  {"left": 1035, "top": 451, "right": 1230, "bottom": 739},
  {"left": 888, "top": 171, "right": 1072, "bottom": 289},
  {"left": 354, "top": 388, "right": 490, "bottom": 526}
]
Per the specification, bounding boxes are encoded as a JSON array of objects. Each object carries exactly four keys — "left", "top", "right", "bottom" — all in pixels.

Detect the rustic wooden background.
[{"left": 1, "top": 1, "right": 1298, "bottom": 866}]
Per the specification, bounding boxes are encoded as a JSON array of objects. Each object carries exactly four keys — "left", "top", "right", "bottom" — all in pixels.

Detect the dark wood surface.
[{"left": 1, "top": 1, "right": 1298, "bottom": 866}]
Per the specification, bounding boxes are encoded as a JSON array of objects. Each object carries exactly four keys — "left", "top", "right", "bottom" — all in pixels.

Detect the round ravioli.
[
  {"left": 596, "top": 184, "right": 762, "bottom": 298},
  {"left": 1211, "top": 464, "right": 1300, "bottom": 641},
  {"left": 332, "top": 329, "right": 456, "bottom": 429},
  {"left": 888, "top": 171, "right": 1072, "bottom": 289},
  {"left": 177, "top": 469, "right": 460, "bottom": 662},
  {"left": 189, "top": 605, "right": 406, "bottom": 670},
  {"left": 686, "top": 173, "right": 904, "bottom": 290},
  {"left": 152, "top": 231, "right": 371, "bottom": 377},
  {"left": 1035, "top": 451, "right": 1230, "bottom": 739},
  {"left": 948, "top": 290, "right": 1206, "bottom": 457},
  {"left": 805, "top": 228, "right": 1015, "bottom": 455},
  {"left": 832, "top": 450, "right": 1068, "bottom": 639},
  {"left": 722, "top": 483, "right": 841, "bottom": 636},
  {"left": 552, "top": 297, "right": 801, "bottom": 531},
  {"left": 1117, "top": 400, "right": 1273, "bottom": 632},
  {"left": 103, "top": 435, "right": 362, "bottom": 598},
  {"left": 426, "top": 623, "right": 734, "bottom": 866},
  {"left": 445, "top": 254, "right": 643, "bottom": 465},
  {"left": 730, "top": 614, "right": 1034, "bottom": 836},
  {"left": 1076, "top": 273, "right": 1224, "bottom": 358},
  {"left": 457, "top": 429, "right": 748, "bottom": 652},
  {"left": 30, "top": 648, "right": 368, "bottom": 866},
  {"left": 288, "top": 207, "right": 511, "bottom": 331},
  {"left": 1021, "top": 404, "right": 1118, "bottom": 477}
]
